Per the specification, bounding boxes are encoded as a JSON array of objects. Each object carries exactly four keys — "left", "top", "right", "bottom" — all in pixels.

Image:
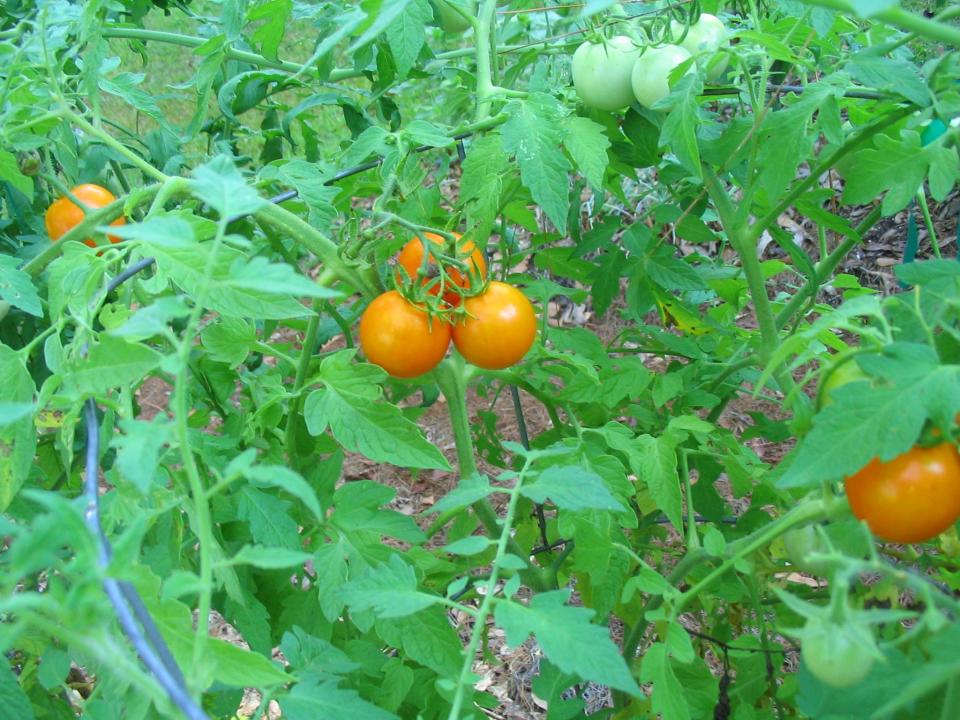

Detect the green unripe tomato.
[
  {"left": 801, "top": 618, "right": 877, "bottom": 688},
  {"left": 631, "top": 44, "right": 693, "bottom": 109},
  {"left": 818, "top": 358, "right": 868, "bottom": 409},
  {"left": 783, "top": 525, "right": 830, "bottom": 576},
  {"left": 670, "top": 14, "right": 729, "bottom": 80},
  {"left": 430, "top": 0, "right": 475, "bottom": 33},
  {"left": 671, "top": 14, "right": 726, "bottom": 54},
  {"left": 571, "top": 36, "right": 641, "bottom": 111}
]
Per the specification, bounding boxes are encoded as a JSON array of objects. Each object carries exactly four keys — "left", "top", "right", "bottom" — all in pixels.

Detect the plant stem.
[
  {"left": 254, "top": 202, "right": 378, "bottom": 298},
  {"left": 916, "top": 189, "right": 940, "bottom": 259},
  {"left": 447, "top": 456, "right": 531, "bottom": 720},
  {"left": 284, "top": 272, "right": 335, "bottom": 467},
  {"left": 670, "top": 498, "right": 834, "bottom": 619},
  {"left": 66, "top": 110, "right": 168, "bottom": 182},
  {"left": 703, "top": 167, "right": 778, "bottom": 364},
  {"left": 473, "top": 0, "right": 500, "bottom": 123},
  {"left": 173, "top": 216, "right": 233, "bottom": 677},
  {"left": 100, "top": 27, "right": 363, "bottom": 82},
  {"left": 433, "top": 359, "right": 545, "bottom": 590},
  {"left": 775, "top": 203, "right": 883, "bottom": 328}
]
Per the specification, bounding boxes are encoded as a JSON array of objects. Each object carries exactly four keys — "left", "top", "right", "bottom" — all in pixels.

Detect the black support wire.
[{"left": 83, "top": 400, "right": 205, "bottom": 720}]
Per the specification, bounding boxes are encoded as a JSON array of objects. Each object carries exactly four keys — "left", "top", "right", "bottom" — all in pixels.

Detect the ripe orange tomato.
[
  {"left": 845, "top": 443, "right": 960, "bottom": 543},
  {"left": 44, "top": 184, "right": 126, "bottom": 248},
  {"left": 396, "top": 232, "right": 486, "bottom": 306},
  {"left": 359, "top": 291, "right": 451, "bottom": 378},
  {"left": 451, "top": 281, "right": 536, "bottom": 370}
]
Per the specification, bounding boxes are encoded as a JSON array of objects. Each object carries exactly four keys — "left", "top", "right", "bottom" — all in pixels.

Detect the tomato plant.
[
  {"left": 571, "top": 36, "right": 640, "bottom": 111},
  {"left": 845, "top": 443, "right": 960, "bottom": 543},
  {"left": 44, "top": 183, "right": 126, "bottom": 247},
  {"left": 3, "top": 1, "right": 960, "bottom": 719},
  {"left": 451, "top": 281, "right": 536, "bottom": 369},
  {"left": 359, "top": 290, "right": 451, "bottom": 378},
  {"left": 631, "top": 44, "right": 693, "bottom": 108},
  {"left": 396, "top": 231, "right": 487, "bottom": 305}
]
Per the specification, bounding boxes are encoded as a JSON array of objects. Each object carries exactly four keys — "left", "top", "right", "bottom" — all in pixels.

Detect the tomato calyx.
[{"left": 392, "top": 227, "right": 487, "bottom": 313}]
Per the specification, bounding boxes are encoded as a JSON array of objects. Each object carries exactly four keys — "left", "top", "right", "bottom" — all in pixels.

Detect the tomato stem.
[{"left": 433, "top": 358, "right": 548, "bottom": 592}]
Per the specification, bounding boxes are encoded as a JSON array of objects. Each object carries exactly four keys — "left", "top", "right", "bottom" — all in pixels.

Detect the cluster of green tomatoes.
[{"left": 571, "top": 14, "right": 729, "bottom": 111}]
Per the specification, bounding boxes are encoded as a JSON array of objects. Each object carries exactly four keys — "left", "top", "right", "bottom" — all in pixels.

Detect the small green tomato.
[{"left": 631, "top": 44, "right": 694, "bottom": 109}]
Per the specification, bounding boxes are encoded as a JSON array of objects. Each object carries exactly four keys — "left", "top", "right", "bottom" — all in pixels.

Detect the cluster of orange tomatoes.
[
  {"left": 359, "top": 232, "right": 536, "bottom": 378},
  {"left": 43, "top": 187, "right": 535, "bottom": 380}
]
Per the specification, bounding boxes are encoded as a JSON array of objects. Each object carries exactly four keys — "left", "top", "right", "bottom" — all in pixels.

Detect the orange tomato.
[
  {"left": 44, "top": 184, "right": 125, "bottom": 248},
  {"left": 451, "top": 281, "right": 536, "bottom": 370},
  {"left": 396, "top": 232, "right": 486, "bottom": 306},
  {"left": 845, "top": 443, "right": 960, "bottom": 543},
  {"left": 359, "top": 291, "right": 451, "bottom": 378}
]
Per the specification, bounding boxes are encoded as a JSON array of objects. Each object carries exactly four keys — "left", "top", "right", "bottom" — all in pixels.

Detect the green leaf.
[
  {"left": 112, "top": 415, "right": 171, "bottom": 495},
  {"left": 385, "top": 0, "right": 431, "bottom": 76},
  {"left": 281, "top": 626, "right": 360, "bottom": 676},
  {"left": 521, "top": 465, "right": 625, "bottom": 512},
  {"left": 228, "top": 545, "right": 313, "bottom": 569},
  {"left": 341, "top": 555, "right": 439, "bottom": 618},
  {"left": 403, "top": 119, "right": 452, "bottom": 148},
  {"left": 425, "top": 474, "right": 496, "bottom": 514},
  {"left": 100, "top": 73, "right": 175, "bottom": 136},
  {"left": 110, "top": 297, "right": 190, "bottom": 341},
  {"left": 0, "top": 347, "right": 35, "bottom": 512},
  {"left": 848, "top": 0, "right": 900, "bottom": 17},
  {"left": 845, "top": 54, "right": 931, "bottom": 107},
  {"left": 563, "top": 116, "right": 610, "bottom": 190},
  {"left": 283, "top": 675, "right": 398, "bottom": 720},
  {"left": 243, "top": 464, "right": 325, "bottom": 523},
  {"left": 304, "top": 388, "right": 449, "bottom": 470},
  {"left": 260, "top": 160, "right": 339, "bottom": 231},
  {"left": 249, "top": 0, "right": 293, "bottom": 60},
  {"left": 645, "top": 249, "right": 707, "bottom": 291},
  {"left": 332, "top": 480, "right": 426, "bottom": 544},
  {"left": 494, "top": 589, "right": 641, "bottom": 695},
  {"left": 141, "top": 589, "right": 290, "bottom": 689},
  {"left": 502, "top": 93, "right": 571, "bottom": 232},
  {"left": 607, "top": 432, "right": 682, "bottom": 531},
  {"left": 0, "top": 659, "right": 33, "bottom": 720},
  {"left": 349, "top": 0, "right": 414, "bottom": 53},
  {"left": 190, "top": 155, "right": 268, "bottom": 219},
  {"left": 639, "top": 643, "right": 689, "bottom": 720},
  {"left": 236, "top": 486, "right": 302, "bottom": 550},
  {"left": 144, "top": 230, "right": 336, "bottom": 319},
  {"left": 0, "top": 149, "right": 33, "bottom": 201},
  {"left": 201, "top": 317, "right": 256, "bottom": 368},
  {"left": 658, "top": 74, "right": 703, "bottom": 178},
  {"left": 841, "top": 130, "right": 930, "bottom": 215},
  {"left": 0, "top": 255, "right": 41, "bottom": 317},
  {"left": 0, "top": 403, "right": 34, "bottom": 427},
  {"left": 64, "top": 336, "right": 162, "bottom": 394},
  {"left": 376, "top": 608, "right": 463, "bottom": 678},
  {"left": 442, "top": 535, "right": 494, "bottom": 555},
  {"left": 460, "top": 133, "right": 510, "bottom": 240},
  {"left": 928, "top": 144, "right": 959, "bottom": 201}
]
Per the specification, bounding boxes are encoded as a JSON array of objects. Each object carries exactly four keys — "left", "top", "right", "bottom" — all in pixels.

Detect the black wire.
[{"left": 83, "top": 400, "right": 208, "bottom": 720}]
